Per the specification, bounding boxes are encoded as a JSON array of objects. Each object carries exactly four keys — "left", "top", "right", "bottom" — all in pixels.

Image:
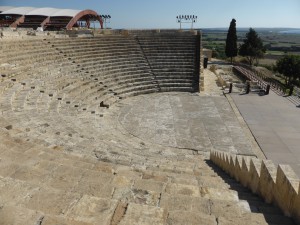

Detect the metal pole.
[
  {"left": 289, "top": 85, "right": 294, "bottom": 96},
  {"left": 246, "top": 82, "right": 250, "bottom": 94},
  {"left": 229, "top": 83, "right": 233, "bottom": 93},
  {"left": 265, "top": 84, "right": 270, "bottom": 95}
]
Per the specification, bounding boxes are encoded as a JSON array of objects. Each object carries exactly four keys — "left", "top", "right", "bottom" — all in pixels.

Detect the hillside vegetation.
[{"left": 202, "top": 28, "right": 300, "bottom": 65}]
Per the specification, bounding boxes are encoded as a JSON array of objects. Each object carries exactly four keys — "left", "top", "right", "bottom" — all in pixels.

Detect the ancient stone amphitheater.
[{"left": 0, "top": 29, "right": 299, "bottom": 225}]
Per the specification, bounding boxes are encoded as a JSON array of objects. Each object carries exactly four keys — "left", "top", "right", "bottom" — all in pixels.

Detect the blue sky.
[{"left": 2, "top": 0, "right": 300, "bottom": 29}]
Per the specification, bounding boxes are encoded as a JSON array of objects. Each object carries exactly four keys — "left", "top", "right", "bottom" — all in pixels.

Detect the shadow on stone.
[{"left": 204, "top": 159, "right": 297, "bottom": 225}]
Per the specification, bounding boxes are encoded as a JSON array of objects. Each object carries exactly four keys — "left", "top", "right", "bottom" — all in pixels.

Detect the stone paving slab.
[
  {"left": 230, "top": 91, "right": 300, "bottom": 177},
  {"left": 200, "top": 67, "right": 224, "bottom": 96},
  {"left": 119, "top": 92, "right": 255, "bottom": 156}
]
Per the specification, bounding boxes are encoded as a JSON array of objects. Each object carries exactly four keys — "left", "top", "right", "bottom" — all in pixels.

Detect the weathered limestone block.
[
  {"left": 166, "top": 211, "right": 216, "bottom": 225},
  {"left": 216, "top": 151, "right": 223, "bottom": 167},
  {"left": 119, "top": 203, "right": 166, "bottom": 225},
  {"left": 223, "top": 153, "right": 231, "bottom": 173},
  {"left": 258, "top": 160, "right": 277, "bottom": 203},
  {"left": 0, "top": 205, "right": 44, "bottom": 225},
  {"left": 67, "top": 195, "right": 118, "bottom": 224},
  {"left": 217, "top": 213, "right": 269, "bottom": 225},
  {"left": 210, "top": 151, "right": 217, "bottom": 163},
  {"left": 121, "top": 30, "right": 129, "bottom": 36},
  {"left": 200, "top": 187, "right": 239, "bottom": 202},
  {"left": 211, "top": 151, "right": 220, "bottom": 165},
  {"left": 292, "top": 183, "right": 300, "bottom": 224},
  {"left": 234, "top": 155, "right": 243, "bottom": 182},
  {"left": 134, "top": 179, "right": 165, "bottom": 193},
  {"left": 228, "top": 154, "right": 236, "bottom": 178},
  {"left": 274, "top": 164, "right": 299, "bottom": 217},
  {"left": 209, "top": 151, "right": 300, "bottom": 224},
  {"left": 165, "top": 183, "right": 200, "bottom": 197},
  {"left": 249, "top": 158, "right": 261, "bottom": 194},
  {"left": 42, "top": 216, "right": 93, "bottom": 225},
  {"left": 160, "top": 194, "right": 210, "bottom": 213},
  {"left": 211, "top": 199, "right": 250, "bottom": 219},
  {"left": 240, "top": 157, "right": 251, "bottom": 188},
  {"left": 213, "top": 151, "right": 224, "bottom": 170}
]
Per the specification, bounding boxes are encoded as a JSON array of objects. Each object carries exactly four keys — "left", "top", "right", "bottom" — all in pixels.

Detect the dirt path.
[{"left": 200, "top": 67, "right": 224, "bottom": 96}]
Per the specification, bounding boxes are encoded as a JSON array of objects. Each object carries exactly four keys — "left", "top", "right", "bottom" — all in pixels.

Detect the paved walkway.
[
  {"left": 231, "top": 91, "right": 300, "bottom": 176},
  {"left": 199, "top": 67, "right": 264, "bottom": 158},
  {"left": 119, "top": 92, "right": 256, "bottom": 156}
]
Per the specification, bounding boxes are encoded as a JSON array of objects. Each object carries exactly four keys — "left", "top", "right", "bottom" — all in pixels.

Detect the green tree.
[
  {"left": 239, "top": 28, "right": 265, "bottom": 66},
  {"left": 276, "top": 55, "right": 300, "bottom": 85},
  {"left": 225, "top": 19, "right": 237, "bottom": 64}
]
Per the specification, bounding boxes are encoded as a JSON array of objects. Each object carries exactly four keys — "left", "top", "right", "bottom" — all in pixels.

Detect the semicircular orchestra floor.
[
  {"left": 0, "top": 89, "right": 256, "bottom": 162},
  {"left": 118, "top": 92, "right": 255, "bottom": 156}
]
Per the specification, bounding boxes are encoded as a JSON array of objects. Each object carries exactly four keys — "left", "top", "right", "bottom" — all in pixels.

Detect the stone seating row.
[
  {"left": 0, "top": 53, "right": 74, "bottom": 78},
  {"left": 148, "top": 62, "right": 195, "bottom": 68},
  {"left": 53, "top": 45, "right": 142, "bottom": 55},
  {"left": 0, "top": 125, "right": 294, "bottom": 224},
  {"left": 136, "top": 33, "right": 198, "bottom": 94},
  {"left": 0, "top": 59, "right": 60, "bottom": 75},
  {"left": 1, "top": 32, "right": 199, "bottom": 123},
  {"left": 7, "top": 77, "right": 157, "bottom": 116},
  {"left": 70, "top": 57, "right": 149, "bottom": 69},
  {"left": 51, "top": 34, "right": 197, "bottom": 95},
  {"left": 0, "top": 32, "right": 298, "bottom": 224},
  {"left": 0, "top": 46, "right": 59, "bottom": 57},
  {"left": 0, "top": 39, "right": 49, "bottom": 50},
  {"left": 48, "top": 39, "right": 139, "bottom": 50}
]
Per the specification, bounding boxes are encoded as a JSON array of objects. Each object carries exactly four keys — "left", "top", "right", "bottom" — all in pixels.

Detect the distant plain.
[{"left": 202, "top": 28, "right": 300, "bottom": 65}]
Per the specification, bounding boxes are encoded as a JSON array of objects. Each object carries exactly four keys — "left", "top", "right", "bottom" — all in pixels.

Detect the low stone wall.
[
  {"left": 210, "top": 150, "right": 300, "bottom": 224},
  {"left": 0, "top": 28, "right": 67, "bottom": 39},
  {"left": 1, "top": 28, "right": 200, "bottom": 39}
]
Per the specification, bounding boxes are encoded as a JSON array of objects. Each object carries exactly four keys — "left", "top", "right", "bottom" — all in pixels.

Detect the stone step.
[
  {"left": 0, "top": 175, "right": 118, "bottom": 224},
  {"left": 0, "top": 131, "right": 213, "bottom": 176},
  {"left": 2, "top": 136, "right": 289, "bottom": 224},
  {"left": 1, "top": 32, "right": 298, "bottom": 225},
  {"left": 117, "top": 203, "right": 165, "bottom": 225},
  {"left": 1, "top": 115, "right": 296, "bottom": 224}
]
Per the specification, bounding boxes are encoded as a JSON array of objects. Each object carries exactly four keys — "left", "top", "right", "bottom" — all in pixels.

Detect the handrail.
[{"left": 233, "top": 66, "right": 269, "bottom": 92}]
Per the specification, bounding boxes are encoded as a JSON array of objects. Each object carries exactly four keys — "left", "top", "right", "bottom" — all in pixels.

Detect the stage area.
[{"left": 118, "top": 92, "right": 255, "bottom": 156}]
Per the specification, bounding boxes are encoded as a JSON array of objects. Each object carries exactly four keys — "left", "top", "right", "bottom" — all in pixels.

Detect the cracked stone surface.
[
  {"left": 0, "top": 91, "right": 294, "bottom": 224},
  {"left": 119, "top": 92, "right": 255, "bottom": 156},
  {"left": 0, "top": 35, "right": 296, "bottom": 225}
]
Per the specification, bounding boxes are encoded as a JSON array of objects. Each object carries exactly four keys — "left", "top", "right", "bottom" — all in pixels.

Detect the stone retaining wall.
[
  {"left": 0, "top": 27, "right": 200, "bottom": 39},
  {"left": 210, "top": 150, "right": 300, "bottom": 224}
]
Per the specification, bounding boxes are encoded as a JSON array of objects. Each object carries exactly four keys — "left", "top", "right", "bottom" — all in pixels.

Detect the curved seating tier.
[
  {"left": 136, "top": 33, "right": 199, "bottom": 92},
  {"left": 0, "top": 33, "right": 200, "bottom": 151},
  {"left": 0, "top": 33, "right": 296, "bottom": 224}
]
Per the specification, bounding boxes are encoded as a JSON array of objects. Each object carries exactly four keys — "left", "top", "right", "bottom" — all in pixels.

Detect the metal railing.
[{"left": 233, "top": 66, "right": 270, "bottom": 94}]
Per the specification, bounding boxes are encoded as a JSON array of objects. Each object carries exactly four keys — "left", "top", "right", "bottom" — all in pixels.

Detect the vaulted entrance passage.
[{"left": 118, "top": 92, "right": 255, "bottom": 155}]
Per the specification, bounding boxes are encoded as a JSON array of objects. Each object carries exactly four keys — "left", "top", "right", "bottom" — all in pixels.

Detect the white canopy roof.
[
  {"left": 50, "top": 9, "right": 81, "bottom": 17},
  {"left": 0, "top": 6, "right": 14, "bottom": 12},
  {"left": 0, "top": 7, "right": 36, "bottom": 15},
  {"left": 26, "top": 7, "right": 60, "bottom": 17},
  {"left": 0, "top": 6, "right": 82, "bottom": 17}
]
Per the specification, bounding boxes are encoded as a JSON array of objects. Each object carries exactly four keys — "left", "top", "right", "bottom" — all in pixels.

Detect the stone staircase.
[
  {"left": 136, "top": 33, "right": 199, "bottom": 92},
  {"left": 0, "top": 32, "right": 200, "bottom": 110},
  {"left": 211, "top": 150, "right": 300, "bottom": 224},
  {"left": 0, "top": 32, "right": 297, "bottom": 224},
  {"left": 0, "top": 33, "right": 201, "bottom": 152},
  {"left": 0, "top": 128, "right": 296, "bottom": 225}
]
